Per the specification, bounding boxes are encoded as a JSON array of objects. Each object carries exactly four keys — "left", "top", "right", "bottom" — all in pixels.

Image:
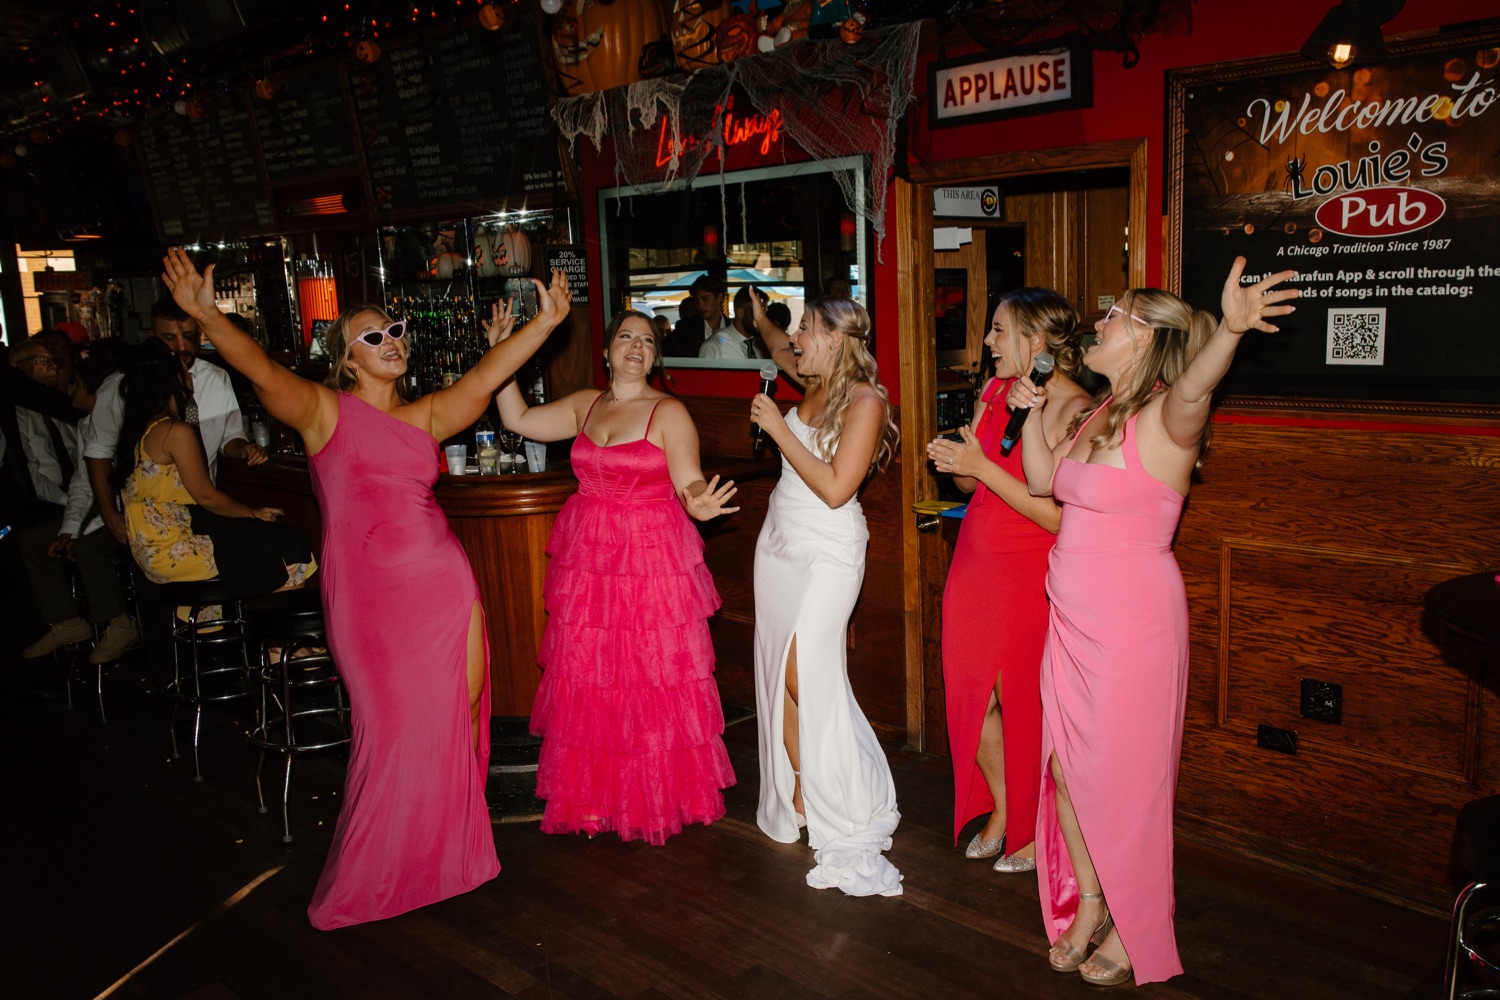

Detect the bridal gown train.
[{"left": 753, "top": 408, "right": 902, "bottom": 897}]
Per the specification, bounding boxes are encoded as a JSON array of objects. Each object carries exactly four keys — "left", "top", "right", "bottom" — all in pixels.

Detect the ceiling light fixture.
[{"left": 1301, "top": 0, "right": 1406, "bottom": 70}]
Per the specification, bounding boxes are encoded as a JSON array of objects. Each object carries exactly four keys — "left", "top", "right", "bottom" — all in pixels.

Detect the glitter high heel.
[
  {"left": 1048, "top": 892, "right": 1112, "bottom": 973},
  {"left": 965, "top": 833, "right": 1004, "bottom": 859}
]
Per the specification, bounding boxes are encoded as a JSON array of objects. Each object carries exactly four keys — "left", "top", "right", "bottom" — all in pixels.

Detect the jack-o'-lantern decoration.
[
  {"left": 549, "top": 0, "right": 668, "bottom": 96},
  {"left": 716, "top": 12, "right": 758, "bottom": 64},
  {"left": 672, "top": 0, "right": 729, "bottom": 73},
  {"left": 492, "top": 225, "right": 532, "bottom": 277},
  {"left": 184, "top": 97, "right": 209, "bottom": 120},
  {"left": 478, "top": 3, "right": 505, "bottom": 31},
  {"left": 254, "top": 78, "right": 277, "bottom": 100},
  {"left": 839, "top": 13, "right": 866, "bottom": 44},
  {"left": 355, "top": 39, "right": 381, "bottom": 64}
]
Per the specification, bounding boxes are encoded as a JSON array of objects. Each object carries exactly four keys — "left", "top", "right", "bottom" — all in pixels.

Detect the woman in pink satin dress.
[
  {"left": 163, "top": 249, "right": 572, "bottom": 929},
  {"left": 1010, "top": 258, "right": 1299, "bottom": 985}
]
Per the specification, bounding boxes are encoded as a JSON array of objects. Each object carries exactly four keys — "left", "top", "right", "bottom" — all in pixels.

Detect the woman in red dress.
[{"left": 926, "top": 288, "right": 1089, "bottom": 872}]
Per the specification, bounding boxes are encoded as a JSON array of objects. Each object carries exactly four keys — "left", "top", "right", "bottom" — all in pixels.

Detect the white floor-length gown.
[{"left": 753, "top": 409, "right": 902, "bottom": 897}]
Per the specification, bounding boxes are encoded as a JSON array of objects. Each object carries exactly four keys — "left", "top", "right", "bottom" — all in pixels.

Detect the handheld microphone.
[
  {"left": 999, "top": 352, "right": 1055, "bottom": 456},
  {"left": 753, "top": 362, "right": 779, "bottom": 456}
]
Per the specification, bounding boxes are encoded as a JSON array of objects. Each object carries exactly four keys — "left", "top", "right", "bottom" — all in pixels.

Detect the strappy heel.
[
  {"left": 1048, "top": 891, "right": 1112, "bottom": 973},
  {"left": 1079, "top": 950, "right": 1133, "bottom": 987}
]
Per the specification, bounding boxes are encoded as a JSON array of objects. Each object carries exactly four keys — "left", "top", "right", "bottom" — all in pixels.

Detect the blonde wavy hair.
[
  {"left": 1069, "top": 288, "right": 1218, "bottom": 455},
  {"left": 803, "top": 297, "right": 899, "bottom": 478},
  {"left": 322, "top": 303, "right": 405, "bottom": 396},
  {"left": 996, "top": 287, "right": 1084, "bottom": 378}
]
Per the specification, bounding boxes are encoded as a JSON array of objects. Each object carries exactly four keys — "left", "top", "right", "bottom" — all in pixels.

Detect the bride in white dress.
[{"left": 747, "top": 293, "right": 903, "bottom": 897}]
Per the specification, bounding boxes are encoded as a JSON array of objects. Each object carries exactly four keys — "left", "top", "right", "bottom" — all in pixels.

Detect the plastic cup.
[
  {"left": 444, "top": 444, "right": 467, "bottom": 475},
  {"left": 524, "top": 439, "right": 546, "bottom": 473}
]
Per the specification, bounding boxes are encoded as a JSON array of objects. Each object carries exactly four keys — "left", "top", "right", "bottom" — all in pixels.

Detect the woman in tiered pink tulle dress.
[
  {"left": 1011, "top": 258, "right": 1299, "bottom": 985},
  {"left": 495, "top": 310, "right": 739, "bottom": 845}
]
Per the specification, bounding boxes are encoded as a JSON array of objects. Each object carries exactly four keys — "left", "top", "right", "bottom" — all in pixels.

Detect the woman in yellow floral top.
[{"left": 115, "top": 340, "right": 315, "bottom": 593}]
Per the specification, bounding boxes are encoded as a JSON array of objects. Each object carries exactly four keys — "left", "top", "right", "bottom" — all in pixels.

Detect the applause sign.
[
  {"left": 1168, "top": 26, "right": 1500, "bottom": 404},
  {"left": 929, "top": 43, "right": 1092, "bottom": 127}
]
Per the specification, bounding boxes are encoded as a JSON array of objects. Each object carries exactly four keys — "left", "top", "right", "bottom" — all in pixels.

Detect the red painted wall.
[{"left": 575, "top": 1, "right": 1498, "bottom": 407}]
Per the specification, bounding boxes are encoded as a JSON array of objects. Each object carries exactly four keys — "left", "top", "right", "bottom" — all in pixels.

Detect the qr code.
[{"left": 1326, "top": 308, "right": 1386, "bottom": 366}]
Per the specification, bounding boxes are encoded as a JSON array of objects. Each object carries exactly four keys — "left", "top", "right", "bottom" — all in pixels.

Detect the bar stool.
[
  {"left": 63, "top": 555, "right": 145, "bottom": 724},
  {"left": 159, "top": 578, "right": 252, "bottom": 781},
  {"left": 1446, "top": 795, "right": 1500, "bottom": 999},
  {"left": 244, "top": 586, "right": 349, "bottom": 842}
]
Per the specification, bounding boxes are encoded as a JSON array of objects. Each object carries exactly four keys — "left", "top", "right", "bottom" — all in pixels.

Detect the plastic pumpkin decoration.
[
  {"left": 478, "top": 3, "right": 506, "bottom": 31},
  {"left": 184, "top": 97, "right": 209, "bottom": 120},
  {"left": 254, "top": 78, "right": 278, "bottom": 100},
  {"left": 672, "top": 0, "right": 729, "bottom": 73},
  {"left": 839, "top": 13, "right": 866, "bottom": 45},
  {"left": 355, "top": 39, "right": 381, "bottom": 64},
  {"left": 493, "top": 226, "right": 532, "bottom": 277},
  {"left": 550, "top": 0, "right": 668, "bottom": 96},
  {"left": 716, "top": 13, "right": 758, "bottom": 64}
]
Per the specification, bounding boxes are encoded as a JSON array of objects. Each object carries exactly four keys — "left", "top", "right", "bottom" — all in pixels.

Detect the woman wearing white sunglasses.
[
  {"left": 1008, "top": 257, "right": 1298, "bottom": 986},
  {"left": 162, "top": 247, "right": 571, "bottom": 930}
]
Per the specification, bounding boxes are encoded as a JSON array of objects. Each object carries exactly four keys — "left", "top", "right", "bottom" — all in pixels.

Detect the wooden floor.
[{"left": 2, "top": 655, "right": 1451, "bottom": 1000}]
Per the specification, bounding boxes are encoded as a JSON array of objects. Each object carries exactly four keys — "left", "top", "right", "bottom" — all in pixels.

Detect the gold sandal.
[
  {"left": 1048, "top": 892, "right": 1113, "bottom": 973},
  {"left": 1079, "top": 951, "right": 1133, "bottom": 987}
]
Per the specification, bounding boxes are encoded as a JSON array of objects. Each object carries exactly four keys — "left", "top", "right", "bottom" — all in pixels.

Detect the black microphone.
[
  {"left": 999, "top": 352, "right": 1055, "bottom": 456},
  {"left": 753, "top": 362, "right": 778, "bottom": 456}
]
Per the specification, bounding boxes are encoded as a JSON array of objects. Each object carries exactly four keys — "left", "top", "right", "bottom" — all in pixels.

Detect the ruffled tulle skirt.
[{"left": 531, "top": 493, "right": 735, "bottom": 845}]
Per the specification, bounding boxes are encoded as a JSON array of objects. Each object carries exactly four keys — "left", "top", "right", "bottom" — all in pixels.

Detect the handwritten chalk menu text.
[
  {"left": 252, "top": 65, "right": 359, "bottom": 182},
  {"left": 349, "top": 13, "right": 561, "bottom": 215},
  {"left": 137, "top": 101, "right": 273, "bottom": 241}
]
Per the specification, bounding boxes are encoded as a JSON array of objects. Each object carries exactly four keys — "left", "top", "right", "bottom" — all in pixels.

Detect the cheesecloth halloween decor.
[{"left": 551, "top": 23, "right": 922, "bottom": 255}]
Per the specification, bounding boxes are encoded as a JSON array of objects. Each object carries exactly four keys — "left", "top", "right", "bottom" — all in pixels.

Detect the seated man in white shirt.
[
  {"left": 8, "top": 339, "right": 77, "bottom": 514},
  {"left": 698, "top": 286, "right": 770, "bottom": 360},
  {"left": 19, "top": 342, "right": 140, "bottom": 663},
  {"left": 83, "top": 297, "right": 266, "bottom": 547}
]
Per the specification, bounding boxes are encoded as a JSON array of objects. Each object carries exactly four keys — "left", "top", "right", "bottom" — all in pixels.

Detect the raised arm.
[
  {"left": 1159, "top": 257, "right": 1298, "bottom": 450},
  {"left": 427, "top": 271, "right": 572, "bottom": 441},
  {"left": 162, "top": 248, "right": 332, "bottom": 440},
  {"left": 746, "top": 289, "right": 803, "bottom": 389}
]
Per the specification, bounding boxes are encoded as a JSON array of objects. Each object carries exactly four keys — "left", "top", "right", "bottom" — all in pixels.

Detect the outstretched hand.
[
  {"left": 1222, "top": 256, "right": 1300, "bottom": 335},
  {"left": 533, "top": 269, "right": 573, "bottom": 330},
  {"left": 484, "top": 298, "right": 516, "bottom": 347},
  {"left": 161, "top": 247, "right": 219, "bottom": 321},
  {"left": 681, "top": 475, "right": 740, "bottom": 521}
]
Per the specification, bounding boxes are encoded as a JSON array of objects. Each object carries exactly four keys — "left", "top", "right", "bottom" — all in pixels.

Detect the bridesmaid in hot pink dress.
[
  {"left": 494, "top": 310, "right": 738, "bottom": 844},
  {"left": 162, "top": 249, "right": 573, "bottom": 928},
  {"left": 926, "top": 289, "right": 1089, "bottom": 871},
  {"left": 1012, "top": 259, "right": 1299, "bottom": 986}
]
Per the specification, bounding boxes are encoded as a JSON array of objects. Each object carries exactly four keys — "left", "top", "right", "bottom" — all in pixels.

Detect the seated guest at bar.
[
  {"left": 84, "top": 297, "right": 265, "bottom": 550},
  {"left": 495, "top": 308, "right": 738, "bottom": 844},
  {"left": 9, "top": 337, "right": 78, "bottom": 515},
  {"left": 924, "top": 289, "right": 1090, "bottom": 874},
  {"left": 700, "top": 286, "right": 770, "bottom": 360},
  {"left": 1012, "top": 258, "right": 1298, "bottom": 986},
  {"left": 31, "top": 330, "right": 80, "bottom": 398},
  {"left": 162, "top": 247, "right": 571, "bottom": 930},
  {"left": 746, "top": 292, "right": 903, "bottom": 896},
  {"left": 113, "top": 340, "right": 316, "bottom": 595},
  {"left": 20, "top": 342, "right": 140, "bottom": 663}
]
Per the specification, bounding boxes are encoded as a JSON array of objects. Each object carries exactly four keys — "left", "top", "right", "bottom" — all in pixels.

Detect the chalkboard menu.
[
  {"left": 350, "top": 10, "right": 562, "bottom": 214},
  {"left": 137, "top": 100, "right": 274, "bottom": 241},
  {"left": 252, "top": 65, "right": 359, "bottom": 182}
]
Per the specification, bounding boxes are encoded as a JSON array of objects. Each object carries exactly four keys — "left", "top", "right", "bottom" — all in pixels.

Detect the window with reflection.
[{"left": 598, "top": 157, "right": 871, "bottom": 370}]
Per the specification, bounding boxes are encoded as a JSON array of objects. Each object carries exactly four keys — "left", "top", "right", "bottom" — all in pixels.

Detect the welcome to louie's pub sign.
[{"left": 1167, "top": 25, "right": 1500, "bottom": 406}]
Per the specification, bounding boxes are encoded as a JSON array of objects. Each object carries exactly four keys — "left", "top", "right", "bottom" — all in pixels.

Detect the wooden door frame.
[{"left": 895, "top": 138, "right": 1148, "bottom": 752}]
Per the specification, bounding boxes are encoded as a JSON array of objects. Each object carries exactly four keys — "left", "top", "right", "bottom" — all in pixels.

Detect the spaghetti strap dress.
[
  {"left": 754, "top": 408, "right": 902, "bottom": 897},
  {"left": 530, "top": 395, "right": 735, "bottom": 845},
  {"left": 306, "top": 394, "right": 499, "bottom": 930},
  {"left": 121, "top": 417, "right": 217, "bottom": 584},
  {"left": 941, "top": 377, "right": 1051, "bottom": 851},
  {"left": 1036, "top": 408, "right": 1188, "bottom": 984}
]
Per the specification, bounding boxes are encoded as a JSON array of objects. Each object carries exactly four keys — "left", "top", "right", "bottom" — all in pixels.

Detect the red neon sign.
[{"left": 654, "top": 96, "right": 784, "bottom": 168}]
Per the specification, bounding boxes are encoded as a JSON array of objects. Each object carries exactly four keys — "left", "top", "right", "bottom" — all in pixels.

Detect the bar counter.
[{"left": 218, "top": 452, "right": 776, "bottom": 717}]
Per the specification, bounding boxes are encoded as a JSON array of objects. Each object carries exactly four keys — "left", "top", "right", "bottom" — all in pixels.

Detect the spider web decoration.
[{"left": 551, "top": 22, "right": 924, "bottom": 259}]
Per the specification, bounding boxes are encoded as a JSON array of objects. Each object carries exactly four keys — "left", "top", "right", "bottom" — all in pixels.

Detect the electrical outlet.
[
  {"left": 1300, "top": 679, "right": 1343, "bottom": 724},
  {"left": 1257, "top": 724, "right": 1298, "bottom": 755}
]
